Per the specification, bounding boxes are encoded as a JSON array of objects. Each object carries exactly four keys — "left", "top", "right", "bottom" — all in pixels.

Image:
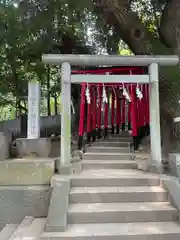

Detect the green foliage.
[
  {"left": 119, "top": 41, "right": 133, "bottom": 55},
  {"left": 0, "top": 0, "right": 179, "bottom": 122},
  {"left": 0, "top": 0, "right": 95, "bottom": 119}
]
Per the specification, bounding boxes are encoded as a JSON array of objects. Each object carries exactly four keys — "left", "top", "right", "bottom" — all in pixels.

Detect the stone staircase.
[
  {"left": 0, "top": 216, "right": 46, "bottom": 240},
  {"left": 1, "top": 135, "right": 180, "bottom": 239}
]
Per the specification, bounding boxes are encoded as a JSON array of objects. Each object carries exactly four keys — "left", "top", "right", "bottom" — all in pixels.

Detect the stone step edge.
[
  {"left": 40, "top": 221, "right": 180, "bottom": 238},
  {"left": 82, "top": 160, "right": 135, "bottom": 163},
  {"left": 9, "top": 216, "right": 34, "bottom": 240},
  {"left": 68, "top": 202, "right": 176, "bottom": 213},
  {"left": 0, "top": 224, "right": 18, "bottom": 240},
  {"left": 70, "top": 186, "right": 166, "bottom": 194}
]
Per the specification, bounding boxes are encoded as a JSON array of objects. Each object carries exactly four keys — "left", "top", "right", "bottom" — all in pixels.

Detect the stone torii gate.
[{"left": 42, "top": 54, "right": 179, "bottom": 173}]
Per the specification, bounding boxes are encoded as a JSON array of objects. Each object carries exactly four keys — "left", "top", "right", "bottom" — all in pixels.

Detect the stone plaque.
[{"left": 27, "top": 81, "right": 40, "bottom": 139}]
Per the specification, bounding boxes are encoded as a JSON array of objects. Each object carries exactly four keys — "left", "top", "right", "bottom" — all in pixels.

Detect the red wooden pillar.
[
  {"left": 144, "top": 84, "right": 150, "bottom": 136},
  {"left": 111, "top": 87, "right": 115, "bottom": 134},
  {"left": 121, "top": 96, "right": 126, "bottom": 130},
  {"left": 97, "top": 85, "right": 102, "bottom": 138},
  {"left": 92, "top": 87, "right": 97, "bottom": 142},
  {"left": 78, "top": 83, "right": 86, "bottom": 149},
  {"left": 128, "top": 85, "right": 131, "bottom": 130},
  {"left": 86, "top": 84, "right": 92, "bottom": 144},
  {"left": 130, "top": 84, "right": 138, "bottom": 150},
  {"left": 136, "top": 84, "right": 143, "bottom": 147},
  {"left": 146, "top": 84, "right": 150, "bottom": 125},
  {"left": 136, "top": 85, "right": 142, "bottom": 129},
  {"left": 104, "top": 86, "right": 109, "bottom": 138},
  {"left": 116, "top": 89, "right": 121, "bottom": 134},
  {"left": 140, "top": 84, "right": 145, "bottom": 127}
]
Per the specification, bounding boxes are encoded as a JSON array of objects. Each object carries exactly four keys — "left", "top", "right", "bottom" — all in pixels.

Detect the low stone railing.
[{"left": 169, "top": 153, "right": 180, "bottom": 178}]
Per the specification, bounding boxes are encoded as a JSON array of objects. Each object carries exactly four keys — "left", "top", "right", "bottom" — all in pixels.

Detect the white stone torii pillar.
[
  {"left": 61, "top": 63, "right": 71, "bottom": 167},
  {"left": 42, "top": 54, "right": 179, "bottom": 173},
  {"left": 149, "top": 63, "right": 161, "bottom": 172}
]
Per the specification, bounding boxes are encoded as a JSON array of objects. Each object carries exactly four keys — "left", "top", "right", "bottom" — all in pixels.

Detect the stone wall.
[
  {"left": 0, "top": 115, "right": 65, "bottom": 142},
  {"left": 0, "top": 159, "right": 55, "bottom": 230},
  {"left": 169, "top": 153, "right": 180, "bottom": 177},
  {"left": 0, "top": 185, "right": 51, "bottom": 230}
]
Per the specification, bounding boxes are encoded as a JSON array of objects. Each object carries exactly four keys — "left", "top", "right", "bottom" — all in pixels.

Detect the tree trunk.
[
  {"left": 160, "top": 0, "right": 180, "bottom": 53},
  {"left": 9, "top": 60, "right": 20, "bottom": 117},
  {"left": 95, "top": 0, "right": 180, "bottom": 153}
]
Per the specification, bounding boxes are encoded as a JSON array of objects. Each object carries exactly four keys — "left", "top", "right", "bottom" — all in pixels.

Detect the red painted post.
[
  {"left": 128, "top": 85, "right": 131, "bottom": 130},
  {"left": 97, "top": 85, "right": 102, "bottom": 138},
  {"left": 116, "top": 88, "right": 121, "bottom": 134},
  {"left": 111, "top": 87, "right": 115, "bottom": 134},
  {"left": 140, "top": 84, "right": 145, "bottom": 127},
  {"left": 92, "top": 87, "right": 97, "bottom": 142},
  {"left": 121, "top": 96, "right": 126, "bottom": 130},
  {"left": 104, "top": 86, "right": 109, "bottom": 138},
  {"left": 86, "top": 84, "right": 92, "bottom": 144},
  {"left": 144, "top": 84, "right": 150, "bottom": 136},
  {"left": 130, "top": 84, "right": 138, "bottom": 150},
  {"left": 146, "top": 84, "right": 150, "bottom": 125},
  {"left": 137, "top": 85, "right": 144, "bottom": 128}
]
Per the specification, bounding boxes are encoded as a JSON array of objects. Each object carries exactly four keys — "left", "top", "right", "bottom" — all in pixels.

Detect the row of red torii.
[
  {"left": 75, "top": 66, "right": 150, "bottom": 152},
  {"left": 42, "top": 54, "right": 180, "bottom": 174}
]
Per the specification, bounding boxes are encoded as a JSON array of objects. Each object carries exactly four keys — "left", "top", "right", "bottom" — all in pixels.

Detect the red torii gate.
[{"left": 73, "top": 66, "right": 149, "bottom": 152}]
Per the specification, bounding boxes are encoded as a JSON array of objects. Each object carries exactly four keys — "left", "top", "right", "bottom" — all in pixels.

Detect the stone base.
[
  {"left": 16, "top": 138, "right": 51, "bottom": 158},
  {"left": 0, "top": 159, "right": 55, "bottom": 185},
  {"left": 0, "top": 132, "right": 10, "bottom": 160},
  {"left": 60, "top": 162, "right": 82, "bottom": 175},
  {"left": 135, "top": 154, "right": 164, "bottom": 173},
  {"left": 0, "top": 185, "right": 51, "bottom": 231},
  {"left": 162, "top": 178, "right": 180, "bottom": 216},
  {"left": 149, "top": 164, "right": 164, "bottom": 174},
  {"left": 45, "top": 179, "right": 70, "bottom": 232},
  {"left": 135, "top": 156, "right": 149, "bottom": 171},
  {"left": 55, "top": 158, "right": 82, "bottom": 175},
  {"left": 169, "top": 153, "right": 180, "bottom": 177}
]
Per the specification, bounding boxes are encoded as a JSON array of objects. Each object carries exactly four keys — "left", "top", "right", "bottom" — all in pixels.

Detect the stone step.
[
  {"left": 109, "top": 133, "right": 131, "bottom": 137},
  {"left": 9, "top": 216, "right": 34, "bottom": 240},
  {"left": 0, "top": 159, "right": 55, "bottom": 185},
  {"left": 82, "top": 160, "right": 136, "bottom": 170},
  {"left": 23, "top": 218, "right": 46, "bottom": 240},
  {"left": 108, "top": 131, "right": 130, "bottom": 135},
  {"left": 0, "top": 224, "right": 18, "bottom": 240},
  {"left": 110, "top": 131, "right": 131, "bottom": 137},
  {"left": 93, "top": 141, "right": 131, "bottom": 148},
  {"left": 83, "top": 152, "right": 133, "bottom": 161},
  {"left": 71, "top": 170, "right": 160, "bottom": 187},
  {"left": 69, "top": 186, "right": 168, "bottom": 203},
  {"left": 68, "top": 202, "right": 177, "bottom": 224},
  {"left": 40, "top": 221, "right": 180, "bottom": 239},
  {"left": 86, "top": 146, "right": 130, "bottom": 153},
  {"left": 102, "top": 137, "right": 132, "bottom": 142},
  {"left": 0, "top": 185, "right": 51, "bottom": 229}
]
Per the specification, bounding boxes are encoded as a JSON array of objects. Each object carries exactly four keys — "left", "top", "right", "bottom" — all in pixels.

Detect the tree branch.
[
  {"left": 160, "top": 0, "right": 180, "bottom": 51},
  {"left": 93, "top": 0, "right": 177, "bottom": 107},
  {"left": 95, "top": 0, "right": 153, "bottom": 54}
]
